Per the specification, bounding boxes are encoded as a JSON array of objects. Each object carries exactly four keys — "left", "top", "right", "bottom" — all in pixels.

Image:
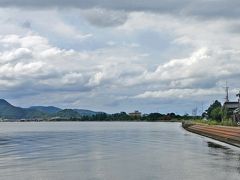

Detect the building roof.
[
  {"left": 224, "top": 101, "right": 238, "bottom": 105},
  {"left": 129, "top": 110, "right": 142, "bottom": 116},
  {"left": 223, "top": 101, "right": 239, "bottom": 109}
]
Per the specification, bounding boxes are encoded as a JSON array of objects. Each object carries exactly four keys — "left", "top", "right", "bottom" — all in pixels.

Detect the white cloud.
[
  {"left": 0, "top": 61, "right": 46, "bottom": 88},
  {"left": 0, "top": 48, "right": 32, "bottom": 63},
  {"left": 1, "top": 32, "right": 237, "bottom": 112},
  {"left": 0, "top": 4, "right": 240, "bottom": 113},
  {"left": 134, "top": 88, "right": 224, "bottom": 100},
  {"left": 0, "top": 34, "right": 75, "bottom": 89},
  {"left": 0, "top": 33, "right": 148, "bottom": 95},
  {"left": 62, "top": 72, "right": 84, "bottom": 85},
  {"left": 88, "top": 72, "right": 104, "bottom": 86}
]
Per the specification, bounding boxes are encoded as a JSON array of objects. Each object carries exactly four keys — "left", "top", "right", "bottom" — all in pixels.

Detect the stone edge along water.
[{"left": 182, "top": 121, "right": 240, "bottom": 148}]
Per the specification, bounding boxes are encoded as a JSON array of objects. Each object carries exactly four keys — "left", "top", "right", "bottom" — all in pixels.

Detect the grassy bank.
[{"left": 185, "top": 119, "right": 238, "bottom": 127}]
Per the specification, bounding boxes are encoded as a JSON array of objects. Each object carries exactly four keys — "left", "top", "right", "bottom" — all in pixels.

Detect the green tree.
[
  {"left": 210, "top": 107, "right": 222, "bottom": 121},
  {"left": 206, "top": 100, "right": 222, "bottom": 119}
]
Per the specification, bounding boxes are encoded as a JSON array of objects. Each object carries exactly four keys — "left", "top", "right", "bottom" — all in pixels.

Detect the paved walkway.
[{"left": 183, "top": 123, "right": 240, "bottom": 147}]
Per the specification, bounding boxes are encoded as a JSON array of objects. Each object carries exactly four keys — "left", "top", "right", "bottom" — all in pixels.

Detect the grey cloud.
[
  {"left": 0, "top": 0, "right": 188, "bottom": 11},
  {"left": 21, "top": 20, "right": 31, "bottom": 29},
  {"left": 0, "top": 0, "right": 239, "bottom": 20},
  {"left": 82, "top": 9, "right": 128, "bottom": 27},
  {"left": 226, "top": 23, "right": 240, "bottom": 34},
  {"left": 184, "top": 0, "right": 240, "bottom": 19}
]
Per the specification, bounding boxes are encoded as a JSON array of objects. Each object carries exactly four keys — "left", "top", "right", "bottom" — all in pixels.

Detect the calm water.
[{"left": 0, "top": 122, "right": 239, "bottom": 180}]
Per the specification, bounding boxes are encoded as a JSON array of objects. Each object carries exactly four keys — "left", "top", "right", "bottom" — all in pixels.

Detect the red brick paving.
[{"left": 186, "top": 124, "right": 240, "bottom": 147}]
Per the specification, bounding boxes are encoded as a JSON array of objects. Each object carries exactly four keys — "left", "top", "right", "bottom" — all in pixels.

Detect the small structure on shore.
[
  {"left": 129, "top": 110, "right": 142, "bottom": 118},
  {"left": 234, "top": 91, "right": 240, "bottom": 122},
  {"left": 223, "top": 87, "right": 240, "bottom": 123},
  {"left": 233, "top": 108, "right": 239, "bottom": 122},
  {"left": 223, "top": 102, "right": 239, "bottom": 116}
]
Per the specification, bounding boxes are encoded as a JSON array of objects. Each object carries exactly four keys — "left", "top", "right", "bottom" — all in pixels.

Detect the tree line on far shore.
[
  {"left": 56, "top": 112, "right": 193, "bottom": 122},
  {"left": 62, "top": 100, "right": 230, "bottom": 122}
]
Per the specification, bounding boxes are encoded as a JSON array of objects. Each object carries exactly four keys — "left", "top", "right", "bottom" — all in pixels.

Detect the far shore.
[{"left": 0, "top": 119, "right": 183, "bottom": 122}]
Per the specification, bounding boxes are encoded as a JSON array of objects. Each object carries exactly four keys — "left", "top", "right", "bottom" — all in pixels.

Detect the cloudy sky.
[{"left": 0, "top": 0, "right": 240, "bottom": 114}]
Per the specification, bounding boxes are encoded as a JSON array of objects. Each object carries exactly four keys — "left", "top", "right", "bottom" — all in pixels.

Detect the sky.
[{"left": 0, "top": 0, "right": 240, "bottom": 114}]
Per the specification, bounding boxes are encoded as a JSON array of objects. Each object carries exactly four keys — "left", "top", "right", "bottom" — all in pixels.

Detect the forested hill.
[{"left": 0, "top": 99, "right": 103, "bottom": 120}]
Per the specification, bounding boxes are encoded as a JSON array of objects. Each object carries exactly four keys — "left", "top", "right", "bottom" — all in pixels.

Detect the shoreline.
[
  {"left": 182, "top": 121, "right": 240, "bottom": 148},
  {"left": 0, "top": 119, "right": 183, "bottom": 122}
]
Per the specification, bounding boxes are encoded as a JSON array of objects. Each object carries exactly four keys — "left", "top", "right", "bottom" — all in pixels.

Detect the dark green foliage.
[
  {"left": 80, "top": 112, "right": 189, "bottom": 122},
  {"left": 206, "top": 100, "right": 222, "bottom": 121},
  {"left": 24, "top": 108, "right": 48, "bottom": 118},
  {"left": 73, "top": 109, "right": 104, "bottom": 116},
  {"left": 141, "top": 113, "right": 164, "bottom": 121},
  {"left": 29, "top": 106, "right": 61, "bottom": 114},
  {"left": 210, "top": 107, "right": 222, "bottom": 122},
  {"left": 207, "top": 100, "right": 222, "bottom": 115},
  {"left": 56, "top": 109, "right": 80, "bottom": 118},
  {"left": 81, "top": 112, "right": 127, "bottom": 121}
]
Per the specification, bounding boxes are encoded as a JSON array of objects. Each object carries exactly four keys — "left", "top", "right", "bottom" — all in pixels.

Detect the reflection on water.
[
  {"left": 207, "top": 141, "right": 230, "bottom": 150},
  {"left": 0, "top": 122, "right": 239, "bottom": 180},
  {"left": 206, "top": 141, "right": 240, "bottom": 175}
]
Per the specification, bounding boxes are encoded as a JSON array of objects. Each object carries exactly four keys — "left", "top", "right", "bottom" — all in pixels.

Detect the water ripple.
[{"left": 0, "top": 122, "right": 239, "bottom": 180}]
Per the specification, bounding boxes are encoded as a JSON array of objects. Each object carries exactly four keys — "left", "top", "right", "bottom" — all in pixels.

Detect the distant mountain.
[
  {"left": 55, "top": 109, "right": 80, "bottom": 118},
  {"left": 29, "top": 107, "right": 102, "bottom": 116},
  {"left": 23, "top": 108, "right": 48, "bottom": 119},
  {"left": 0, "top": 99, "right": 47, "bottom": 119},
  {"left": 0, "top": 99, "right": 25, "bottom": 119},
  {"left": 73, "top": 109, "right": 104, "bottom": 116},
  {"left": 29, "top": 106, "right": 62, "bottom": 114},
  {"left": 0, "top": 99, "right": 105, "bottom": 120}
]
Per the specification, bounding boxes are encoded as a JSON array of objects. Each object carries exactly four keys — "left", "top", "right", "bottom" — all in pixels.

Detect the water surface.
[{"left": 0, "top": 122, "right": 239, "bottom": 180}]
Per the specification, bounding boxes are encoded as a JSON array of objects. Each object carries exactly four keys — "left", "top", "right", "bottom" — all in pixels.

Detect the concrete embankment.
[{"left": 182, "top": 122, "right": 240, "bottom": 148}]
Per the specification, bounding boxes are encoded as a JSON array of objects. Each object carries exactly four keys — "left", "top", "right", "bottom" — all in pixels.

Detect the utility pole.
[
  {"left": 223, "top": 81, "right": 229, "bottom": 122},
  {"left": 225, "top": 81, "right": 229, "bottom": 102},
  {"left": 237, "top": 91, "right": 240, "bottom": 122}
]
